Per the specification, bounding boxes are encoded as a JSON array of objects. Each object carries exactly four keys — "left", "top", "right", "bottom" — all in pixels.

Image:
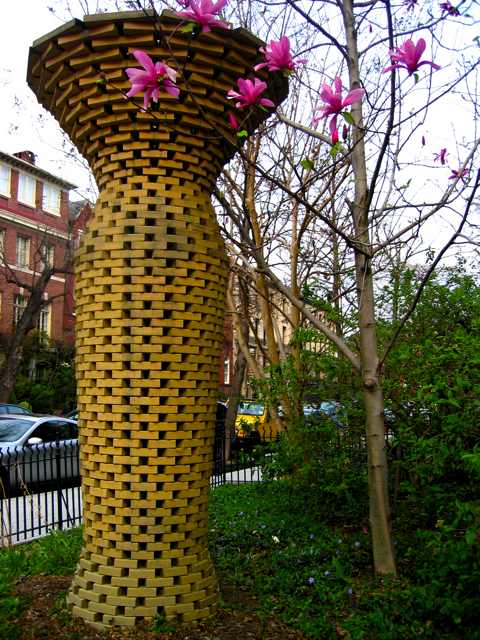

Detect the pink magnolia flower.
[
  {"left": 126, "top": 50, "right": 179, "bottom": 110},
  {"left": 313, "top": 76, "right": 365, "bottom": 144},
  {"left": 434, "top": 148, "right": 448, "bottom": 165},
  {"left": 383, "top": 38, "right": 441, "bottom": 76},
  {"left": 254, "top": 36, "right": 307, "bottom": 74},
  {"left": 228, "top": 112, "right": 239, "bottom": 130},
  {"left": 449, "top": 167, "right": 469, "bottom": 181},
  {"left": 227, "top": 77, "right": 275, "bottom": 110},
  {"left": 440, "top": 1, "right": 460, "bottom": 15},
  {"left": 176, "top": 0, "right": 230, "bottom": 32}
]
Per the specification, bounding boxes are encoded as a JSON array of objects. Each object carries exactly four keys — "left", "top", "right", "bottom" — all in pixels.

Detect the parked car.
[
  {"left": 0, "top": 403, "right": 32, "bottom": 416},
  {"left": 65, "top": 408, "right": 78, "bottom": 421},
  {"left": 0, "top": 415, "right": 79, "bottom": 495},
  {"left": 303, "top": 401, "right": 346, "bottom": 428}
]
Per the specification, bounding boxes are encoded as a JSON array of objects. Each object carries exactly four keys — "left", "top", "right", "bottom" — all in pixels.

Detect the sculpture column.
[{"left": 27, "top": 10, "right": 287, "bottom": 630}]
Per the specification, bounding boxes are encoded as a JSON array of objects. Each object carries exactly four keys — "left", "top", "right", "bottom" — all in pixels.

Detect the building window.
[
  {"left": 39, "top": 242, "right": 54, "bottom": 269},
  {"left": 224, "top": 356, "right": 230, "bottom": 385},
  {"left": 38, "top": 305, "right": 51, "bottom": 337},
  {"left": 42, "top": 183, "right": 61, "bottom": 215},
  {"left": 0, "top": 164, "right": 11, "bottom": 197},
  {"left": 13, "top": 294, "right": 27, "bottom": 326},
  {"left": 16, "top": 235, "right": 30, "bottom": 268},
  {"left": 18, "top": 172, "right": 36, "bottom": 207},
  {"left": 0, "top": 229, "right": 5, "bottom": 257}
]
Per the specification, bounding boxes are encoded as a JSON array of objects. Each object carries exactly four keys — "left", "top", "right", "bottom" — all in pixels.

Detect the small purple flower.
[
  {"left": 309, "top": 533, "right": 315, "bottom": 540},
  {"left": 434, "top": 148, "right": 448, "bottom": 165},
  {"left": 324, "top": 570, "right": 331, "bottom": 577},
  {"left": 440, "top": 1, "right": 460, "bottom": 15},
  {"left": 449, "top": 167, "right": 469, "bottom": 182},
  {"left": 307, "top": 576, "right": 315, "bottom": 585},
  {"left": 347, "top": 587, "right": 353, "bottom": 596}
]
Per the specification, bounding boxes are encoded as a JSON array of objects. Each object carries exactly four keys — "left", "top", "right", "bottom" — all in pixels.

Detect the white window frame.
[
  {"left": 13, "top": 293, "right": 27, "bottom": 326},
  {"left": 0, "top": 163, "right": 11, "bottom": 197},
  {"left": 0, "top": 229, "right": 5, "bottom": 258},
  {"left": 42, "top": 183, "right": 61, "bottom": 216},
  {"left": 38, "top": 304, "right": 51, "bottom": 337},
  {"left": 40, "top": 242, "right": 55, "bottom": 269},
  {"left": 16, "top": 235, "right": 30, "bottom": 268},
  {"left": 223, "top": 356, "right": 230, "bottom": 385},
  {"left": 17, "top": 172, "right": 36, "bottom": 207}
]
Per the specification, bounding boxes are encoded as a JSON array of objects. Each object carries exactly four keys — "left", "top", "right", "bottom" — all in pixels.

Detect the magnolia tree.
[{"left": 42, "top": 0, "right": 479, "bottom": 576}]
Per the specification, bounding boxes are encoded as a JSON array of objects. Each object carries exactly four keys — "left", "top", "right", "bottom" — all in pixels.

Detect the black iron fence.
[
  {"left": 0, "top": 441, "right": 82, "bottom": 545},
  {"left": 1, "top": 417, "right": 372, "bottom": 545}
]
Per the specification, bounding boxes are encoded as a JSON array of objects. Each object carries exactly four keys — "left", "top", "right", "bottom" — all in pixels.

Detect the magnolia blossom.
[
  {"left": 254, "top": 36, "right": 306, "bottom": 74},
  {"left": 313, "top": 76, "right": 365, "bottom": 144},
  {"left": 176, "top": 0, "right": 230, "bottom": 32},
  {"left": 449, "top": 167, "right": 469, "bottom": 181},
  {"left": 383, "top": 38, "right": 441, "bottom": 76},
  {"left": 228, "top": 112, "right": 239, "bottom": 130},
  {"left": 440, "top": 1, "right": 460, "bottom": 15},
  {"left": 126, "top": 50, "right": 179, "bottom": 109},
  {"left": 227, "top": 77, "right": 275, "bottom": 109},
  {"left": 434, "top": 148, "right": 448, "bottom": 165}
]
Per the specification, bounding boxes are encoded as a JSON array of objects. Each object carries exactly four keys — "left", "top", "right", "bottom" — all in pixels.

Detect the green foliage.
[
  {"left": 209, "top": 482, "right": 479, "bottom": 639},
  {"left": 9, "top": 339, "right": 76, "bottom": 414},
  {"left": 377, "top": 266, "right": 480, "bottom": 526},
  {"left": 0, "top": 527, "right": 82, "bottom": 638}
]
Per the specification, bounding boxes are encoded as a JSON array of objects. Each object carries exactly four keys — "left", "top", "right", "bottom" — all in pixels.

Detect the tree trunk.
[
  {"left": 224, "top": 348, "right": 247, "bottom": 461},
  {"left": 0, "top": 295, "right": 45, "bottom": 401},
  {"left": 343, "top": 0, "right": 396, "bottom": 575}
]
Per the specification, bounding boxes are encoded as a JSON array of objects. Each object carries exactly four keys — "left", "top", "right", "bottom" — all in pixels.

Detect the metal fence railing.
[
  {"left": 0, "top": 441, "right": 82, "bottom": 545},
  {"left": 1, "top": 418, "right": 371, "bottom": 545}
]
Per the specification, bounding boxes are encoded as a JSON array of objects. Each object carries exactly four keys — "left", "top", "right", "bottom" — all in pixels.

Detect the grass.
[
  {"left": 0, "top": 528, "right": 82, "bottom": 638},
  {"left": 0, "top": 482, "right": 478, "bottom": 639}
]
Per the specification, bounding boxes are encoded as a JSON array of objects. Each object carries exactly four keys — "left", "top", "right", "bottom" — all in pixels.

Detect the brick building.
[
  {"left": 0, "top": 149, "right": 232, "bottom": 393},
  {"left": 0, "top": 150, "right": 77, "bottom": 344}
]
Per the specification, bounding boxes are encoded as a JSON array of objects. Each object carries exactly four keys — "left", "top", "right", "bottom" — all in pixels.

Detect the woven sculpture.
[{"left": 27, "top": 10, "right": 287, "bottom": 629}]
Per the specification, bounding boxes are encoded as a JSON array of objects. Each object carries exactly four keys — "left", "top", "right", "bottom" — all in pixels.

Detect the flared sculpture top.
[{"left": 27, "top": 10, "right": 288, "bottom": 190}]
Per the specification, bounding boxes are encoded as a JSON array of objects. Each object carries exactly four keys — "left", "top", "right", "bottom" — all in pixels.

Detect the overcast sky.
[
  {"left": 0, "top": 1, "right": 478, "bottom": 257},
  {"left": 0, "top": 1, "right": 94, "bottom": 199}
]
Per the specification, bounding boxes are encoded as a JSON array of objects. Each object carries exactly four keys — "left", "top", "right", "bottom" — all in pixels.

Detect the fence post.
[{"left": 55, "top": 439, "right": 63, "bottom": 531}]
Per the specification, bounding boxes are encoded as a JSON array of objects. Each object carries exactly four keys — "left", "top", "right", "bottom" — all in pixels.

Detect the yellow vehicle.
[{"left": 235, "top": 401, "right": 277, "bottom": 442}]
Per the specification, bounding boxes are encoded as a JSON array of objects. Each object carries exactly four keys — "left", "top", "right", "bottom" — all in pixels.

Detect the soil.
[{"left": 11, "top": 575, "right": 306, "bottom": 640}]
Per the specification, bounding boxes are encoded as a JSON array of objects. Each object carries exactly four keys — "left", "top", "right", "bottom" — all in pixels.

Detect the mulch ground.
[{"left": 12, "top": 575, "right": 306, "bottom": 640}]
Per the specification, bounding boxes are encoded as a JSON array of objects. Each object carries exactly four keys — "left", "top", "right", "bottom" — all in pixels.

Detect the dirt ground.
[{"left": 12, "top": 575, "right": 306, "bottom": 640}]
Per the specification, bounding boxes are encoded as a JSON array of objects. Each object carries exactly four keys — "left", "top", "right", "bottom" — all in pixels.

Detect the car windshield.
[
  {"left": 0, "top": 419, "right": 32, "bottom": 442},
  {"left": 238, "top": 403, "right": 264, "bottom": 416}
]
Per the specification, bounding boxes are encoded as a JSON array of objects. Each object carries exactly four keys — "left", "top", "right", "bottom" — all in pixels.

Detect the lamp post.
[{"left": 28, "top": 10, "right": 287, "bottom": 630}]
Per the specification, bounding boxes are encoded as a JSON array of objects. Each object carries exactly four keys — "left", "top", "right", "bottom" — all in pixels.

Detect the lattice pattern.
[{"left": 27, "top": 10, "right": 287, "bottom": 630}]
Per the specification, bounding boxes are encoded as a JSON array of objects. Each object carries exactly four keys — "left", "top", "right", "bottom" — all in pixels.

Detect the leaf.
[
  {"left": 180, "top": 23, "right": 196, "bottom": 33},
  {"left": 342, "top": 111, "right": 355, "bottom": 126},
  {"left": 300, "top": 158, "right": 315, "bottom": 171},
  {"left": 330, "top": 142, "right": 341, "bottom": 158},
  {"left": 237, "top": 130, "right": 248, "bottom": 138}
]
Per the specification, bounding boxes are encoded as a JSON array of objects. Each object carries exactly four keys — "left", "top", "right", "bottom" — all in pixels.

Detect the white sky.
[
  {"left": 0, "top": 1, "right": 478, "bottom": 258},
  {"left": 0, "top": 0, "right": 95, "bottom": 199}
]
